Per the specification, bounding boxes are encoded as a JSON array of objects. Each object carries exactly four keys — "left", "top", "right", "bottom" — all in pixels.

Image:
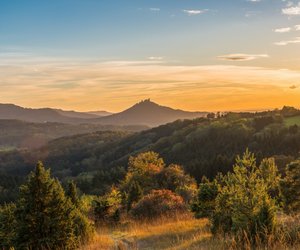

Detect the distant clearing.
[
  {"left": 0, "top": 146, "right": 15, "bottom": 152},
  {"left": 284, "top": 115, "right": 300, "bottom": 126}
]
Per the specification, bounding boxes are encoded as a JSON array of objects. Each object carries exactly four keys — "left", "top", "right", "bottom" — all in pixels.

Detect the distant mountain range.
[
  {"left": 0, "top": 100, "right": 208, "bottom": 127},
  {"left": 0, "top": 104, "right": 99, "bottom": 124}
]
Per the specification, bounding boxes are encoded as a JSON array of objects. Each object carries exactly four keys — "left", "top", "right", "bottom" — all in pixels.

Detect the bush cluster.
[
  {"left": 193, "top": 149, "right": 300, "bottom": 247},
  {"left": 93, "top": 151, "right": 197, "bottom": 221},
  {"left": 130, "top": 189, "right": 186, "bottom": 219}
]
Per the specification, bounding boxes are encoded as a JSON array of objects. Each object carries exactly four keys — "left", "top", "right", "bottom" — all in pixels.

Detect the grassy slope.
[{"left": 284, "top": 115, "right": 300, "bottom": 126}]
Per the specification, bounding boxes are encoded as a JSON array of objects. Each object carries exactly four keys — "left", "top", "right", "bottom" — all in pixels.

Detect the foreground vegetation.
[
  {"left": 2, "top": 149, "right": 300, "bottom": 249},
  {"left": 82, "top": 215, "right": 300, "bottom": 250}
]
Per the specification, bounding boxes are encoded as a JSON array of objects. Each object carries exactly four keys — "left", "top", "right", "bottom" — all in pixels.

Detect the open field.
[
  {"left": 284, "top": 116, "right": 300, "bottom": 126},
  {"left": 0, "top": 146, "right": 16, "bottom": 152}
]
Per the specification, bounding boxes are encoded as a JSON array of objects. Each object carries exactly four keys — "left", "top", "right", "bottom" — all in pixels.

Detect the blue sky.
[
  {"left": 0, "top": 0, "right": 295, "bottom": 63},
  {"left": 1, "top": 0, "right": 300, "bottom": 111}
]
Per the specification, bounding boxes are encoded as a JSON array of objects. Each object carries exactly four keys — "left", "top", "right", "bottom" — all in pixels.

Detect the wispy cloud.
[
  {"left": 148, "top": 56, "right": 164, "bottom": 61},
  {"left": 150, "top": 8, "right": 160, "bottom": 12},
  {"left": 217, "top": 54, "right": 269, "bottom": 61},
  {"left": 183, "top": 9, "right": 208, "bottom": 16},
  {"left": 1, "top": 53, "right": 299, "bottom": 111},
  {"left": 282, "top": 3, "right": 300, "bottom": 15},
  {"left": 295, "top": 24, "right": 300, "bottom": 30},
  {"left": 274, "top": 27, "right": 291, "bottom": 33},
  {"left": 274, "top": 37, "right": 300, "bottom": 45}
]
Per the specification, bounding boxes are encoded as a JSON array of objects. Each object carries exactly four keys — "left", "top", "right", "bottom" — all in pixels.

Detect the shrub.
[
  {"left": 121, "top": 151, "right": 164, "bottom": 194},
  {"left": 130, "top": 189, "right": 186, "bottom": 219},
  {"left": 126, "top": 180, "right": 143, "bottom": 211},
  {"left": 93, "top": 186, "right": 122, "bottom": 223},
  {"left": 191, "top": 176, "right": 219, "bottom": 218},
  {"left": 121, "top": 152, "right": 197, "bottom": 208},
  {"left": 211, "top": 151, "right": 279, "bottom": 243},
  {"left": 158, "top": 164, "right": 197, "bottom": 203}
]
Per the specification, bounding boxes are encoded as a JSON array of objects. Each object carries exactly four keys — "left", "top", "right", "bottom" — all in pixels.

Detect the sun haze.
[{"left": 1, "top": 0, "right": 300, "bottom": 112}]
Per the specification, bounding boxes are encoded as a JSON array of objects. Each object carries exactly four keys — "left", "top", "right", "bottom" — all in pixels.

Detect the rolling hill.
[
  {"left": 93, "top": 99, "right": 208, "bottom": 127},
  {"left": 0, "top": 104, "right": 91, "bottom": 123}
]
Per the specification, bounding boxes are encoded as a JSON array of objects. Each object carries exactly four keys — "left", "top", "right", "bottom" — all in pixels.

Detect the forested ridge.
[{"left": 0, "top": 119, "right": 145, "bottom": 150}]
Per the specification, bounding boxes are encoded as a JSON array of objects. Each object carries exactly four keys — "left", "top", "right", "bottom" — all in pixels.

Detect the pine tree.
[
  {"left": 16, "top": 162, "right": 78, "bottom": 249},
  {"left": 191, "top": 176, "right": 219, "bottom": 218},
  {"left": 211, "top": 151, "right": 278, "bottom": 243},
  {"left": 67, "top": 180, "right": 80, "bottom": 208}
]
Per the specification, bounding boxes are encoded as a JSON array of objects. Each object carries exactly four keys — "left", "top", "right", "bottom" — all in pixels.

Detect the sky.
[{"left": 1, "top": 0, "right": 300, "bottom": 112}]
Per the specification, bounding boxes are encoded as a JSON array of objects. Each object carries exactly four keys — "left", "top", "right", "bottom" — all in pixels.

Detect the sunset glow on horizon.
[{"left": 1, "top": 0, "right": 300, "bottom": 112}]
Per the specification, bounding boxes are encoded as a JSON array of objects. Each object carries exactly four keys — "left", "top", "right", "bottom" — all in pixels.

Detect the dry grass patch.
[
  {"left": 110, "top": 214, "right": 213, "bottom": 250},
  {"left": 79, "top": 228, "right": 114, "bottom": 250},
  {"left": 129, "top": 217, "right": 211, "bottom": 249},
  {"left": 80, "top": 214, "right": 300, "bottom": 250},
  {"left": 81, "top": 214, "right": 214, "bottom": 250}
]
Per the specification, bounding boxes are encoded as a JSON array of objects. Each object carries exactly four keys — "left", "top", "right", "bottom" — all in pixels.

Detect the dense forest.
[
  {"left": 2, "top": 149, "right": 300, "bottom": 249},
  {"left": 0, "top": 106, "right": 300, "bottom": 204}
]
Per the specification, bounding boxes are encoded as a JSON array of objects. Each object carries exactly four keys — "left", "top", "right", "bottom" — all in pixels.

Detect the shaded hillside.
[
  {"left": 93, "top": 100, "right": 208, "bottom": 127},
  {"left": 0, "top": 119, "right": 146, "bottom": 150},
  {"left": 0, "top": 104, "right": 91, "bottom": 123}
]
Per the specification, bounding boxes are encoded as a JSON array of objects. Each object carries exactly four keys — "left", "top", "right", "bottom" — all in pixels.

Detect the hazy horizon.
[
  {"left": 0, "top": 100, "right": 288, "bottom": 114},
  {"left": 1, "top": 0, "right": 300, "bottom": 112}
]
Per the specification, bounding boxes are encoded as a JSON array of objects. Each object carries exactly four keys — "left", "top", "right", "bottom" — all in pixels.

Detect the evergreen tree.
[
  {"left": 281, "top": 160, "right": 300, "bottom": 213},
  {"left": 67, "top": 180, "right": 80, "bottom": 208},
  {"left": 0, "top": 203, "right": 17, "bottom": 249},
  {"left": 16, "top": 162, "right": 78, "bottom": 249},
  {"left": 191, "top": 176, "right": 219, "bottom": 218},
  {"left": 211, "top": 151, "right": 278, "bottom": 243}
]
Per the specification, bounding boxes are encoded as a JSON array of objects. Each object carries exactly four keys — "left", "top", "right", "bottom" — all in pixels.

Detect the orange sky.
[{"left": 1, "top": 58, "right": 300, "bottom": 112}]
